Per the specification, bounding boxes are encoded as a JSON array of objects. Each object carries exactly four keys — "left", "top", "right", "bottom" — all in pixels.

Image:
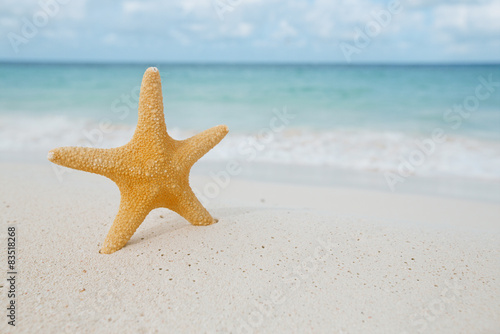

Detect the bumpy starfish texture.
[{"left": 48, "top": 67, "right": 228, "bottom": 254}]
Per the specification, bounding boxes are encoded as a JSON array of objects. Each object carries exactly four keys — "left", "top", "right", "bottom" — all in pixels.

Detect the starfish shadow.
[{"left": 126, "top": 206, "right": 279, "bottom": 246}]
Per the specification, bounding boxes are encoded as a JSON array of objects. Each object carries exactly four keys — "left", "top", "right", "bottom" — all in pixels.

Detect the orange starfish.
[{"left": 48, "top": 67, "right": 228, "bottom": 254}]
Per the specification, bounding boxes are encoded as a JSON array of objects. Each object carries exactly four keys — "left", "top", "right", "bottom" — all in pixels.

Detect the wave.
[{"left": 1, "top": 115, "right": 499, "bottom": 181}]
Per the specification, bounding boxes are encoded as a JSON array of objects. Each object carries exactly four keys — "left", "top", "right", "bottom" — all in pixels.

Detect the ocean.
[{"left": 1, "top": 63, "right": 499, "bottom": 197}]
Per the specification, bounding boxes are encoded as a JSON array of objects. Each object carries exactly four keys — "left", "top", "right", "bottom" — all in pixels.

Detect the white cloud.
[
  {"left": 0, "top": 0, "right": 499, "bottom": 62},
  {"left": 232, "top": 22, "right": 254, "bottom": 37},
  {"left": 0, "top": 0, "right": 88, "bottom": 21},
  {"left": 123, "top": 1, "right": 146, "bottom": 14},
  {"left": 273, "top": 20, "right": 297, "bottom": 40},
  {"left": 434, "top": 2, "right": 500, "bottom": 35}
]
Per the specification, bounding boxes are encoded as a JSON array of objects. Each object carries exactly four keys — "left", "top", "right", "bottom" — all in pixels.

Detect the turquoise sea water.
[
  {"left": 0, "top": 63, "right": 499, "bottom": 183},
  {"left": 1, "top": 63, "right": 500, "bottom": 137}
]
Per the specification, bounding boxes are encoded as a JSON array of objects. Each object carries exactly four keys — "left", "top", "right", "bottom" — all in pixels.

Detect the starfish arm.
[
  {"left": 131, "top": 67, "right": 170, "bottom": 146},
  {"left": 48, "top": 146, "right": 120, "bottom": 178},
  {"left": 177, "top": 125, "right": 228, "bottom": 169},
  {"left": 173, "top": 188, "right": 216, "bottom": 226},
  {"left": 100, "top": 184, "right": 158, "bottom": 254}
]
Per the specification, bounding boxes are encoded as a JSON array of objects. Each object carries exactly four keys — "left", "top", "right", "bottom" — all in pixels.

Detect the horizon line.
[{"left": 1, "top": 60, "right": 499, "bottom": 66}]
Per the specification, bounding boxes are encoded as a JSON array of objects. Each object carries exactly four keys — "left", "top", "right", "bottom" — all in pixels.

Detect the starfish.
[{"left": 48, "top": 67, "right": 228, "bottom": 254}]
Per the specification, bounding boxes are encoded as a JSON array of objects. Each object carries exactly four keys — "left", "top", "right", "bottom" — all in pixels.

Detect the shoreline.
[
  {"left": 2, "top": 155, "right": 500, "bottom": 203},
  {"left": 192, "top": 160, "right": 500, "bottom": 204}
]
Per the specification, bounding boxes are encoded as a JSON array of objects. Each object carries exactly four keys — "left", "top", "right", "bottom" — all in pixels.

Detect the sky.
[{"left": 0, "top": 0, "right": 499, "bottom": 63}]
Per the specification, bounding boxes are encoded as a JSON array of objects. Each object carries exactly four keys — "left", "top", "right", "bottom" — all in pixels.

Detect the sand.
[{"left": 0, "top": 162, "right": 499, "bottom": 334}]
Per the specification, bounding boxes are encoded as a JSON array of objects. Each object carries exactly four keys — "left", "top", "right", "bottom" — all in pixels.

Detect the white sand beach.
[
  {"left": 0, "top": 161, "right": 499, "bottom": 333},
  {"left": 2, "top": 0, "right": 500, "bottom": 332}
]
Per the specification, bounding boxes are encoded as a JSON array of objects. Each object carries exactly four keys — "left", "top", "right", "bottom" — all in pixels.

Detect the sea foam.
[{"left": 1, "top": 115, "right": 499, "bottom": 181}]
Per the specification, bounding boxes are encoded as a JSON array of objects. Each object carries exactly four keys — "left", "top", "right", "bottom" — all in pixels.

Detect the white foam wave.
[
  {"left": 1, "top": 115, "right": 499, "bottom": 181},
  {"left": 210, "top": 129, "right": 500, "bottom": 181}
]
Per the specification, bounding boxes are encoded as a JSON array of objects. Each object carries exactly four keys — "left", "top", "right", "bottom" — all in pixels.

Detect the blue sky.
[{"left": 1, "top": 0, "right": 499, "bottom": 63}]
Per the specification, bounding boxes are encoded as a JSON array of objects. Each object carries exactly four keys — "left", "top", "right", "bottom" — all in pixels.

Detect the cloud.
[
  {"left": 231, "top": 22, "right": 254, "bottom": 37},
  {"left": 123, "top": 1, "right": 150, "bottom": 14},
  {"left": 0, "top": 0, "right": 499, "bottom": 62},
  {"left": 273, "top": 20, "right": 297, "bottom": 40},
  {"left": 434, "top": 2, "right": 500, "bottom": 36}
]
